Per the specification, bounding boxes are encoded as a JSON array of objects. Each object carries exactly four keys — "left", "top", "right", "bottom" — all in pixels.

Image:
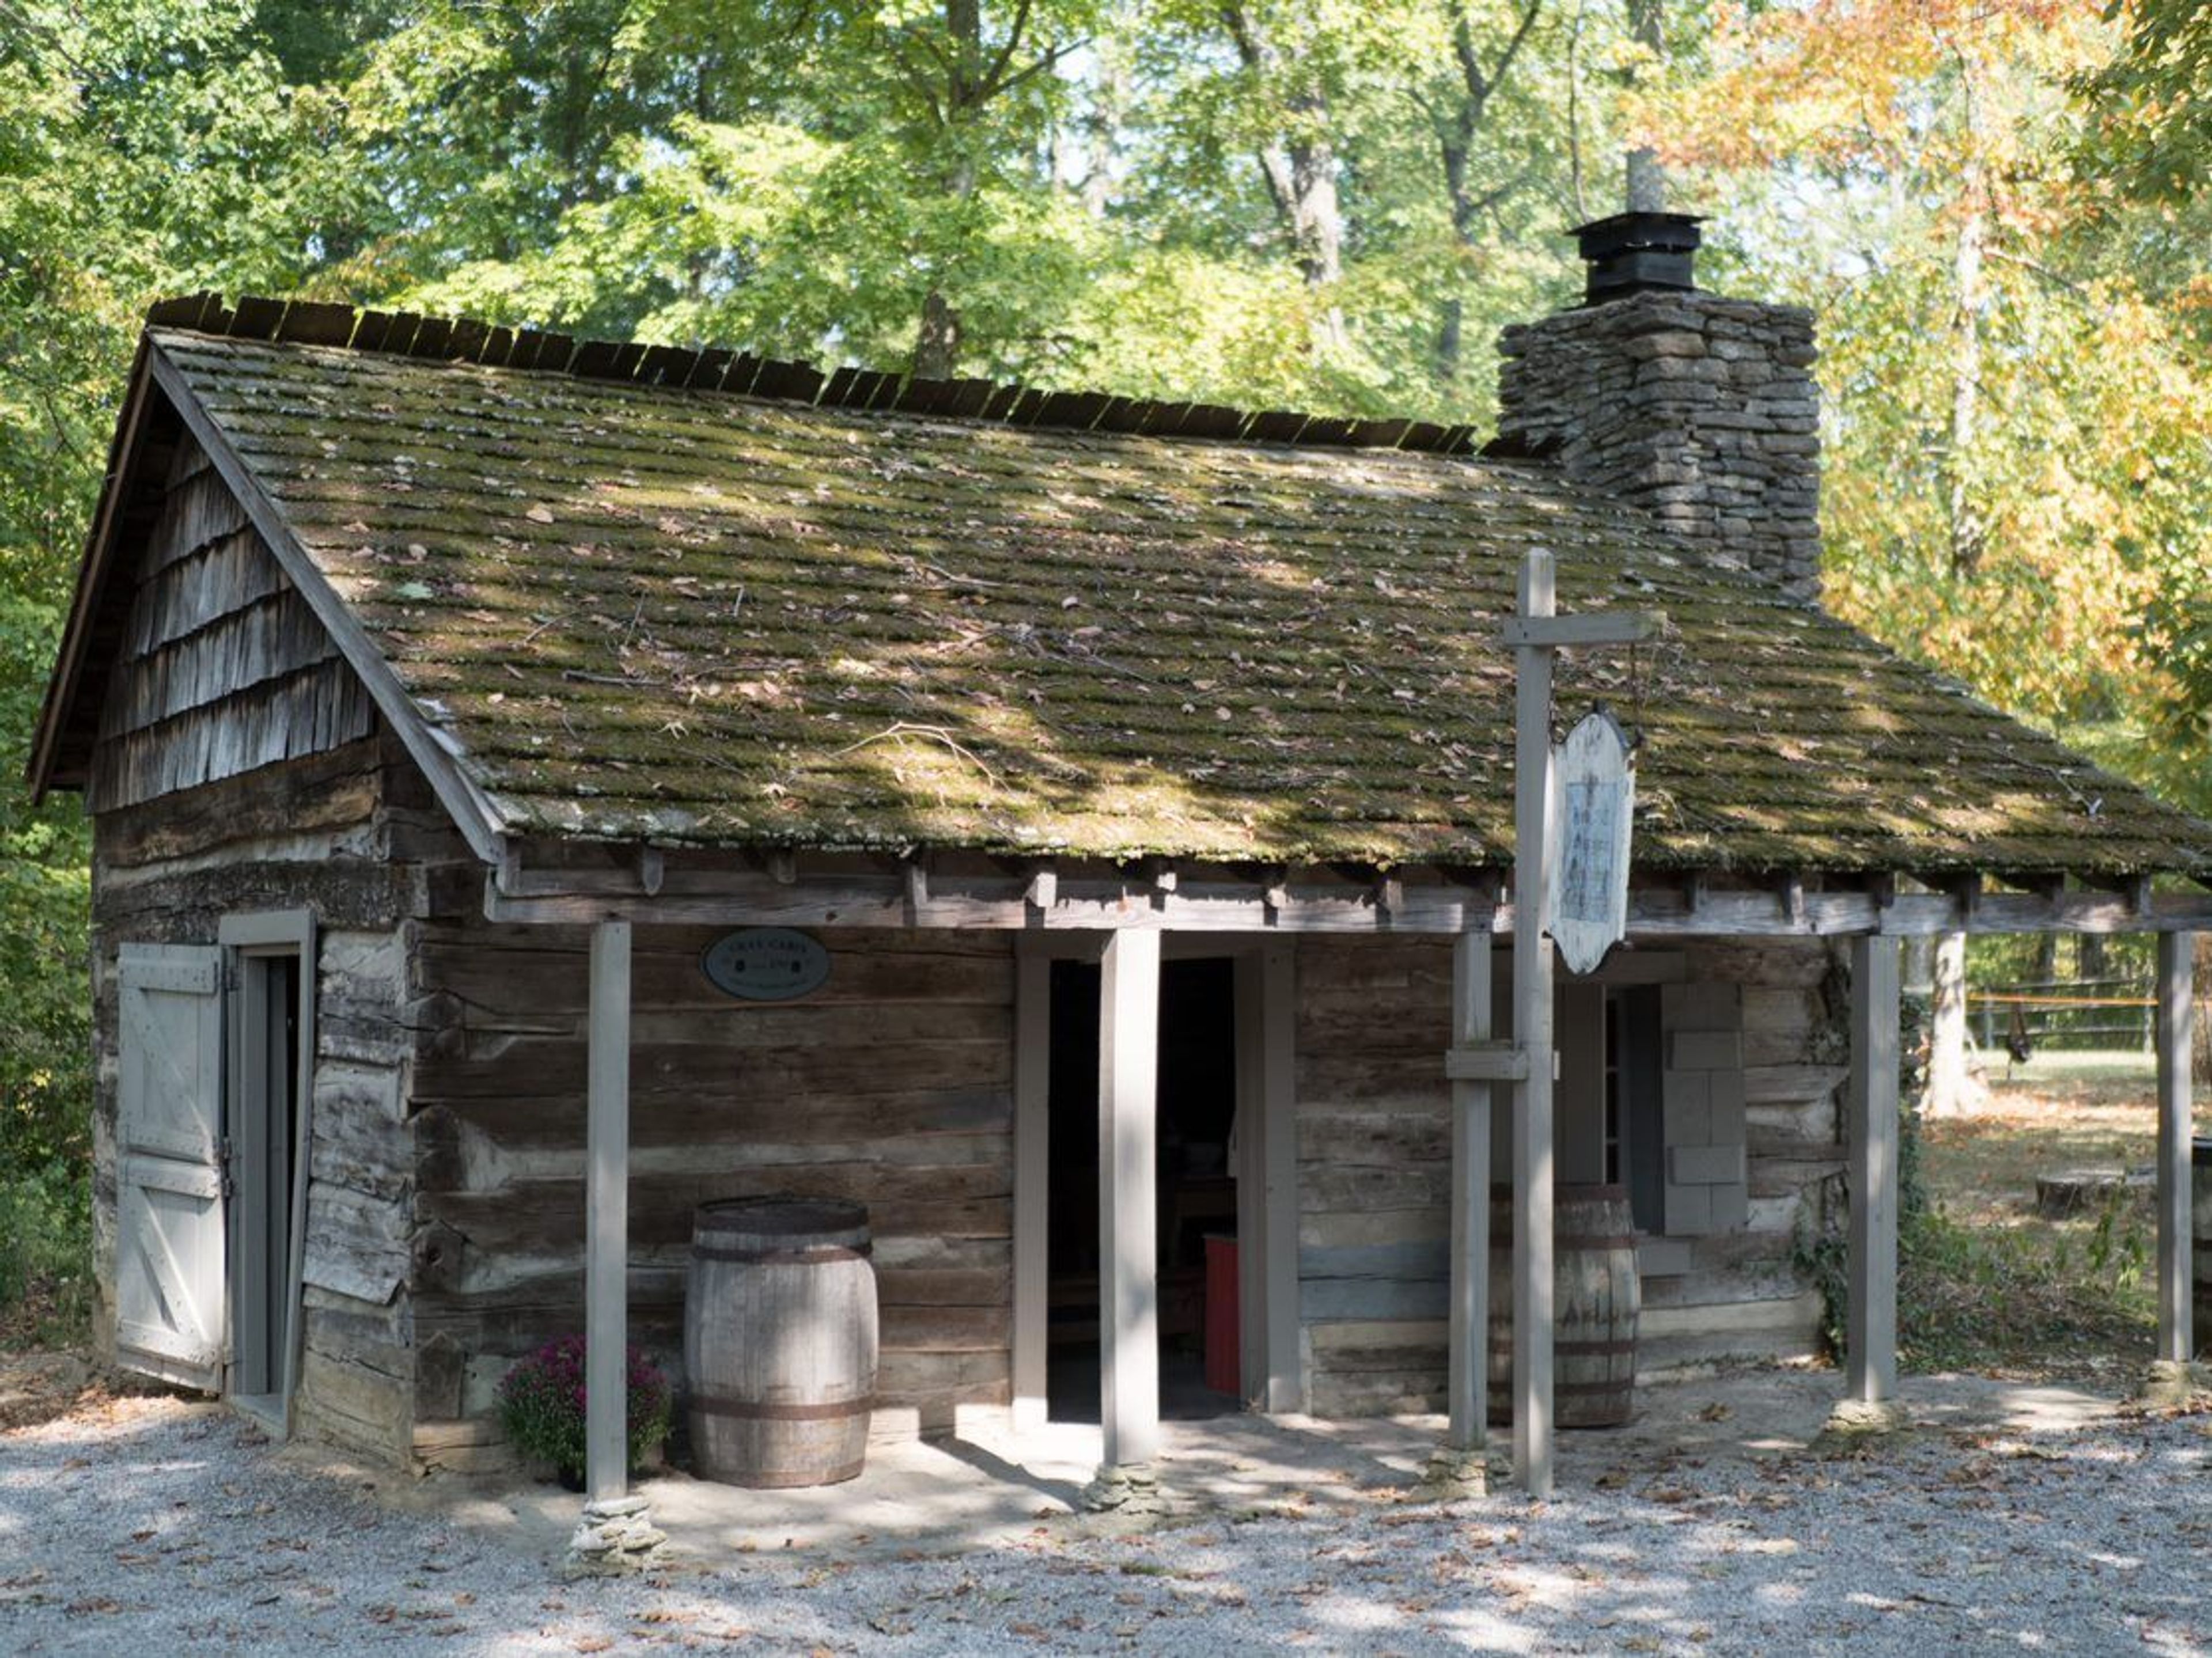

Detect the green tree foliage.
[
  {"left": 1649, "top": 0, "right": 2212, "bottom": 811},
  {"left": 0, "top": 0, "right": 2206, "bottom": 1315}
]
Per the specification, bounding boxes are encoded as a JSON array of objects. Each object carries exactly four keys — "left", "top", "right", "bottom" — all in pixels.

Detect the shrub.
[
  {"left": 496, "top": 1334, "right": 671, "bottom": 1485},
  {"left": 0, "top": 1162, "right": 93, "bottom": 1347}
]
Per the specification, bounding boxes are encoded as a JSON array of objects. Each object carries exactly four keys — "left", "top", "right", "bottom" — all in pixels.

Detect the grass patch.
[
  {"left": 1902, "top": 1052, "right": 2167, "bottom": 1376},
  {"left": 0, "top": 1163, "right": 93, "bottom": 1349}
]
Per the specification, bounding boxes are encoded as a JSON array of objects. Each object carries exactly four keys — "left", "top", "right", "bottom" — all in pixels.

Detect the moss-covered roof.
[{"left": 144, "top": 316, "right": 2212, "bottom": 877}]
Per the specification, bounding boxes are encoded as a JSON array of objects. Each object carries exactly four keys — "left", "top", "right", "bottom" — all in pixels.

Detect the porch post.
[
  {"left": 2153, "top": 932, "right": 2195, "bottom": 1368},
  {"left": 1846, "top": 933, "right": 1901, "bottom": 1408},
  {"left": 585, "top": 918, "right": 633, "bottom": 1503},
  {"left": 1512, "top": 552, "right": 1556, "bottom": 1496},
  {"left": 1098, "top": 928, "right": 1162, "bottom": 1474},
  {"left": 1448, "top": 931, "right": 1493, "bottom": 1449}
]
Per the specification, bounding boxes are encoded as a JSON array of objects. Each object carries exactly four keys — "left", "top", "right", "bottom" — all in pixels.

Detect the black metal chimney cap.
[{"left": 1570, "top": 211, "right": 1705, "bottom": 303}]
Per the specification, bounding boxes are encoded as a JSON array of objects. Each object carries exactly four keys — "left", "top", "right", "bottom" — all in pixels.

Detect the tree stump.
[{"left": 2034, "top": 1167, "right": 2152, "bottom": 1217}]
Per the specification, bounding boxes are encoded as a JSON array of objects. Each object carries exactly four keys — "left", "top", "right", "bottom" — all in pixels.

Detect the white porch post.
[
  {"left": 1846, "top": 933, "right": 1901, "bottom": 1408},
  {"left": 585, "top": 918, "right": 633, "bottom": 1502},
  {"left": 1099, "top": 928, "right": 1162, "bottom": 1471},
  {"left": 2154, "top": 932, "right": 2195, "bottom": 1368},
  {"left": 1512, "top": 551, "right": 1556, "bottom": 1496},
  {"left": 1448, "top": 932, "right": 1493, "bottom": 1450}
]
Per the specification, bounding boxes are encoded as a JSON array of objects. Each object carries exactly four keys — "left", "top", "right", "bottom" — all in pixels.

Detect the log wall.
[
  {"left": 1294, "top": 935, "right": 1847, "bottom": 1417},
  {"left": 406, "top": 923, "right": 1016, "bottom": 1468},
  {"left": 91, "top": 731, "right": 447, "bottom": 1463}
]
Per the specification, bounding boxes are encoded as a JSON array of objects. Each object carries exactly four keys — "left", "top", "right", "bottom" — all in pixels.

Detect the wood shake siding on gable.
[
  {"left": 406, "top": 926, "right": 1017, "bottom": 1467},
  {"left": 89, "top": 433, "right": 374, "bottom": 813}
]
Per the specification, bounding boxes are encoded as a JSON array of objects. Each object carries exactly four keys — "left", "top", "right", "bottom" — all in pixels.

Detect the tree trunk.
[
  {"left": 1946, "top": 70, "right": 1988, "bottom": 576},
  {"left": 1084, "top": 44, "right": 1124, "bottom": 219},
  {"left": 1622, "top": 0, "right": 1666, "bottom": 211},
  {"left": 914, "top": 289, "right": 961, "bottom": 380},
  {"left": 1925, "top": 932, "right": 1980, "bottom": 1116},
  {"left": 1430, "top": 0, "right": 1542, "bottom": 384},
  {"left": 1224, "top": 4, "right": 1347, "bottom": 353}
]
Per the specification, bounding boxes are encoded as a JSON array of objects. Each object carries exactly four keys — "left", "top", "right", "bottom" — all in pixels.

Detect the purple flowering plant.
[{"left": 496, "top": 1334, "right": 672, "bottom": 1484}]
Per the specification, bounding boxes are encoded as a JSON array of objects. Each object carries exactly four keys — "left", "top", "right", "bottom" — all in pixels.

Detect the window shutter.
[
  {"left": 1658, "top": 982, "right": 1748, "bottom": 1236},
  {"left": 116, "top": 944, "right": 228, "bottom": 1390}
]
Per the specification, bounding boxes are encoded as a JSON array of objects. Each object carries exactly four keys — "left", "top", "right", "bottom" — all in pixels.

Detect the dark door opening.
[
  {"left": 1046, "top": 957, "right": 1241, "bottom": 1423},
  {"left": 230, "top": 951, "right": 301, "bottom": 1402}
]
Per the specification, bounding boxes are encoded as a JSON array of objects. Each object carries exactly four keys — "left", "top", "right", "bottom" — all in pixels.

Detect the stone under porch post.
[
  {"left": 1086, "top": 927, "right": 1164, "bottom": 1512},
  {"left": 569, "top": 917, "right": 663, "bottom": 1571}
]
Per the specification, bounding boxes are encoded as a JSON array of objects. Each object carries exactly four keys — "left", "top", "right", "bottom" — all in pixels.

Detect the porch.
[{"left": 418, "top": 1363, "right": 2127, "bottom": 1563}]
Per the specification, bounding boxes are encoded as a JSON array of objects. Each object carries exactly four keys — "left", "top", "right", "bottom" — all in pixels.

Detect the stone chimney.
[{"left": 1494, "top": 213, "right": 1822, "bottom": 602}]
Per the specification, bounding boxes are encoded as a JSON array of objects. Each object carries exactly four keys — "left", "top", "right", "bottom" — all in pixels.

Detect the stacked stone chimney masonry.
[{"left": 1495, "top": 293, "right": 1823, "bottom": 602}]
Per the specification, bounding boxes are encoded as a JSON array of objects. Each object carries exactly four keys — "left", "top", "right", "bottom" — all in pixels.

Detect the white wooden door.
[{"left": 116, "top": 944, "right": 227, "bottom": 1390}]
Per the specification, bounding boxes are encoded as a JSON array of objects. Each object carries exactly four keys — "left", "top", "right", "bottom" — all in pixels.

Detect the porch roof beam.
[{"left": 484, "top": 865, "right": 2212, "bottom": 938}]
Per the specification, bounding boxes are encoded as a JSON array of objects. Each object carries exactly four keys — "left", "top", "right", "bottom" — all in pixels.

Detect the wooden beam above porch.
[{"left": 484, "top": 852, "right": 2212, "bottom": 937}]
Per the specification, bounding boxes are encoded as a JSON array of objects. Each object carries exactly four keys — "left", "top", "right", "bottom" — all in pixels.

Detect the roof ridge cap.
[{"left": 142, "top": 291, "right": 1485, "bottom": 458}]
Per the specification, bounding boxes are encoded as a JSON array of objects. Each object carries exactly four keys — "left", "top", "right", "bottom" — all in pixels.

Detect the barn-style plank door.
[{"left": 115, "top": 944, "right": 227, "bottom": 1390}]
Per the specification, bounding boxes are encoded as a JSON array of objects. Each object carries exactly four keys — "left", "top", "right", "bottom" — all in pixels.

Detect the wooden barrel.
[
  {"left": 685, "top": 1197, "right": 878, "bottom": 1489},
  {"left": 1487, "top": 1184, "right": 1641, "bottom": 1428},
  {"left": 2194, "top": 1137, "right": 2211, "bottom": 1360}
]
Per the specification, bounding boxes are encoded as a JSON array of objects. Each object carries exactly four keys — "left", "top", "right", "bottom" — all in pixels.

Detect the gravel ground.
[{"left": 2, "top": 1387, "right": 2206, "bottom": 1655}]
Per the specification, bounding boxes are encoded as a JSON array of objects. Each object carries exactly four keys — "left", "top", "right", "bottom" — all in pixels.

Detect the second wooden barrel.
[
  {"left": 686, "top": 1196, "right": 878, "bottom": 1489},
  {"left": 1487, "top": 1183, "right": 1641, "bottom": 1428}
]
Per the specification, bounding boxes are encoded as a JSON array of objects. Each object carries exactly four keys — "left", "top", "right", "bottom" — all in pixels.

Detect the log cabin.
[{"left": 31, "top": 217, "right": 2211, "bottom": 1531}]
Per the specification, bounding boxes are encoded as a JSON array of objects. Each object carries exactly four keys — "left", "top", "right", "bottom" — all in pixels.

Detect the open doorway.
[
  {"left": 1045, "top": 957, "right": 1243, "bottom": 1424},
  {"left": 219, "top": 911, "right": 315, "bottom": 1431}
]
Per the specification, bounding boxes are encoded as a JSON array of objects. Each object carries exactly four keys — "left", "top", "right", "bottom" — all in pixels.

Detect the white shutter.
[{"left": 116, "top": 944, "right": 227, "bottom": 1390}]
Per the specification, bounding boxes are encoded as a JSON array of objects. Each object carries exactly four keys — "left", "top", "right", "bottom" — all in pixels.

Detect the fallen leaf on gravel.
[
  {"left": 67, "top": 1598, "right": 122, "bottom": 1615},
  {"left": 574, "top": 1638, "right": 613, "bottom": 1653}
]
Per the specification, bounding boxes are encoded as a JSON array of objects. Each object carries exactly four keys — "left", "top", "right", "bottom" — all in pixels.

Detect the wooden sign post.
[{"left": 1496, "top": 550, "right": 1657, "bottom": 1496}]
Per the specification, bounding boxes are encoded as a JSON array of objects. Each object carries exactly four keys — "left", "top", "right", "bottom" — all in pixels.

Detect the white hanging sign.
[{"left": 1546, "top": 708, "right": 1636, "bottom": 975}]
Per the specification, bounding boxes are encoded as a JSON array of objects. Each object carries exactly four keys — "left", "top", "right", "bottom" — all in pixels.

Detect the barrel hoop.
[
  {"left": 692, "top": 1242, "right": 873, "bottom": 1265},
  {"left": 691, "top": 1393, "right": 874, "bottom": 1422}
]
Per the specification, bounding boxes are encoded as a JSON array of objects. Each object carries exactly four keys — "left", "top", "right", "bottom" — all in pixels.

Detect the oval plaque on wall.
[{"left": 700, "top": 929, "right": 831, "bottom": 1002}]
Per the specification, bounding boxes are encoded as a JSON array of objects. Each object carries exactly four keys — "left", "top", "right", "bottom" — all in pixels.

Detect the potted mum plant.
[{"left": 497, "top": 1334, "right": 673, "bottom": 1490}]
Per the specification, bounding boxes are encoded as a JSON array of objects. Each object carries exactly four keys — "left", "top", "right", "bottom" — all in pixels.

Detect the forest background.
[{"left": 0, "top": 0, "right": 2205, "bottom": 1330}]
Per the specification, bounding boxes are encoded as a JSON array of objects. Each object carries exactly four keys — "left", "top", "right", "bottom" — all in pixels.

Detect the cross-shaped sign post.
[{"left": 1497, "top": 548, "right": 1660, "bottom": 1496}]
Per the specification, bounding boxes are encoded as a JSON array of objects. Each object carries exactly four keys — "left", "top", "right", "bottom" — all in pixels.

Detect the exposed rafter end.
[
  {"left": 1023, "top": 863, "right": 1058, "bottom": 912},
  {"left": 1775, "top": 870, "right": 1807, "bottom": 926},
  {"left": 1994, "top": 870, "right": 2066, "bottom": 903},
  {"left": 1938, "top": 872, "right": 1983, "bottom": 925},
  {"left": 637, "top": 847, "right": 665, "bottom": 897},
  {"left": 754, "top": 848, "right": 798, "bottom": 886},
  {"left": 903, "top": 852, "right": 931, "bottom": 913}
]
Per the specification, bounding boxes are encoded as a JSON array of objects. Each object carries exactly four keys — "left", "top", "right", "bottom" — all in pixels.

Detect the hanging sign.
[
  {"left": 1546, "top": 708, "right": 1637, "bottom": 975},
  {"left": 701, "top": 929, "right": 831, "bottom": 1002}
]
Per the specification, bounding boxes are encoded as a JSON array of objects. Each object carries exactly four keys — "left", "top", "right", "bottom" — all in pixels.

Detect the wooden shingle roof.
[{"left": 44, "top": 298, "right": 2212, "bottom": 879}]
